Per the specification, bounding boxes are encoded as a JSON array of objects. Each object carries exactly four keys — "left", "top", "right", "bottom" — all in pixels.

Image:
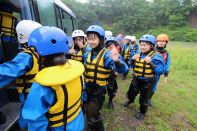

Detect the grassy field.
[{"left": 102, "top": 41, "right": 197, "bottom": 131}]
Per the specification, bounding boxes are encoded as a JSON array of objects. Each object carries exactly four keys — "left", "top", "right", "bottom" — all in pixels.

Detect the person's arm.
[
  {"left": 164, "top": 52, "right": 171, "bottom": 77},
  {"left": 151, "top": 54, "right": 165, "bottom": 75},
  {"left": 130, "top": 54, "right": 140, "bottom": 68},
  {"left": 104, "top": 50, "right": 129, "bottom": 75},
  {"left": 0, "top": 52, "right": 33, "bottom": 87},
  {"left": 22, "top": 83, "right": 55, "bottom": 131}
]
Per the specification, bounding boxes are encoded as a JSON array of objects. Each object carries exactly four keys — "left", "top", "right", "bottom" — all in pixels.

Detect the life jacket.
[
  {"left": 35, "top": 60, "right": 84, "bottom": 128},
  {"left": 133, "top": 51, "right": 158, "bottom": 78},
  {"left": 133, "top": 44, "right": 138, "bottom": 54},
  {"left": 124, "top": 45, "right": 130, "bottom": 60},
  {"left": 85, "top": 48, "right": 111, "bottom": 87},
  {"left": 0, "top": 11, "right": 17, "bottom": 37},
  {"left": 16, "top": 47, "right": 39, "bottom": 98},
  {"left": 120, "top": 43, "right": 124, "bottom": 56},
  {"left": 71, "top": 43, "right": 88, "bottom": 62}
]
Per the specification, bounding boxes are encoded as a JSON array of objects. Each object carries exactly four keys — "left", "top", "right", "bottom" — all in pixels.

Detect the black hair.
[
  {"left": 87, "top": 32, "right": 104, "bottom": 46},
  {"left": 42, "top": 53, "right": 67, "bottom": 67},
  {"left": 73, "top": 36, "right": 85, "bottom": 45}
]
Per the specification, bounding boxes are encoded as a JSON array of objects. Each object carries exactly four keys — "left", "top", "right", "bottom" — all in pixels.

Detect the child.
[
  {"left": 124, "top": 34, "right": 165, "bottom": 120},
  {"left": 149, "top": 34, "right": 171, "bottom": 106},
  {"left": 105, "top": 37, "right": 127, "bottom": 109},
  {"left": 69, "top": 30, "right": 89, "bottom": 63},
  {"left": 22, "top": 26, "right": 85, "bottom": 130},
  {"left": 83, "top": 25, "right": 128, "bottom": 130},
  {"left": 0, "top": 20, "right": 42, "bottom": 128},
  {"left": 130, "top": 36, "right": 140, "bottom": 54},
  {"left": 121, "top": 35, "right": 134, "bottom": 80},
  {"left": 115, "top": 35, "right": 124, "bottom": 54}
]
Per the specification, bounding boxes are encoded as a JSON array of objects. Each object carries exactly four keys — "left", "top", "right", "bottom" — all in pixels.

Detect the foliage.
[{"left": 63, "top": 0, "right": 197, "bottom": 41}]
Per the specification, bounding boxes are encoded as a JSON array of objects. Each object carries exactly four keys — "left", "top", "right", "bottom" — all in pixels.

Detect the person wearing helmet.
[
  {"left": 121, "top": 35, "right": 134, "bottom": 80},
  {"left": 130, "top": 36, "right": 140, "bottom": 54},
  {"left": 105, "top": 30, "right": 113, "bottom": 39},
  {"left": 69, "top": 30, "right": 89, "bottom": 63},
  {"left": 148, "top": 34, "right": 171, "bottom": 106},
  {"left": 22, "top": 26, "right": 84, "bottom": 130},
  {"left": 105, "top": 37, "right": 128, "bottom": 109},
  {"left": 83, "top": 25, "right": 128, "bottom": 130},
  {"left": 115, "top": 35, "right": 124, "bottom": 54},
  {"left": 156, "top": 34, "right": 170, "bottom": 83},
  {"left": 0, "top": 20, "right": 42, "bottom": 128},
  {"left": 124, "top": 34, "right": 165, "bottom": 120}
]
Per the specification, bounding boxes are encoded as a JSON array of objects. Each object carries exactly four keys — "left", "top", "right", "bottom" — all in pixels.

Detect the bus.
[{"left": 0, "top": 0, "right": 76, "bottom": 130}]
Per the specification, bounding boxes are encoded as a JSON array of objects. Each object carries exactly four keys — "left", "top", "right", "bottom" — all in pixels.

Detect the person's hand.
[
  {"left": 144, "top": 56, "right": 152, "bottom": 63},
  {"left": 110, "top": 44, "right": 119, "bottom": 62},
  {"left": 69, "top": 49, "right": 75, "bottom": 54},
  {"left": 164, "top": 77, "right": 168, "bottom": 83},
  {"left": 77, "top": 41, "right": 84, "bottom": 49},
  {"left": 132, "top": 54, "right": 140, "bottom": 60}
]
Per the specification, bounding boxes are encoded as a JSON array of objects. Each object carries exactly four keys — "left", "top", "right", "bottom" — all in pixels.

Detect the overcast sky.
[{"left": 76, "top": 0, "right": 87, "bottom": 3}]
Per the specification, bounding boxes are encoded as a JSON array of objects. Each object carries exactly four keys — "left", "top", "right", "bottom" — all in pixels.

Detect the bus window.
[
  {"left": 54, "top": 5, "right": 62, "bottom": 29},
  {"left": 61, "top": 11, "right": 73, "bottom": 36},
  {"left": 72, "top": 18, "right": 77, "bottom": 30},
  {"left": 28, "top": 0, "right": 36, "bottom": 21},
  {"left": 34, "top": 0, "right": 57, "bottom": 26}
]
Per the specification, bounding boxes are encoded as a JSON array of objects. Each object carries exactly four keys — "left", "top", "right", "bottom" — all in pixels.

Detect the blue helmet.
[
  {"left": 105, "top": 37, "right": 118, "bottom": 46},
  {"left": 28, "top": 26, "right": 69, "bottom": 56},
  {"left": 86, "top": 25, "right": 105, "bottom": 39},
  {"left": 139, "top": 34, "right": 156, "bottom": 46},
  {"left": 115, "top": 35, "right": 123, "bottom": 41}
]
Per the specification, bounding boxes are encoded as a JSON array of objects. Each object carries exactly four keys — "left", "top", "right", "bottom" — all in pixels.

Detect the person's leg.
[
  {"left": 136, "top": 79, "right": 154, "bottom": 120},
  {"left": 86, "top": 88, "right": 105, "bottom": 131},
  {"left": 124, "top": 76, "right": 139, "bottom": 107},
  {"left": 122, "top": 60, "right": 130, "bottom": 80},
  {"left": 148, "top": 75, "right": 160, "bottom": 107},
  {"left": 108, "top": 76, "right": 118, "bottom": 109}
]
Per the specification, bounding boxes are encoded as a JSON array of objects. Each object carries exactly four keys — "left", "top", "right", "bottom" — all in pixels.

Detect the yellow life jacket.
[
  {"left": 120, "top": 44, "right": 124, "bottom": 56},
  {"left": 71, "top": 43, "right": 88, "bottom": 62},
  {"left": 0, "top": 11, "right": 17, "bottom": 36},
  {"left": 16, "top": 48, "right": 39, "bottom": 97},
  {"left": 133, "top": 51, "right": 158, "bottom": 78},
  {"left": 35, "top": 60, "right": 84, "bottom": 128},
  {"left": 85, "top": 48, "right": 111, "bottom": 86},
  {"left": 133, "top": 45, "right": 136, "bottom": 54},
  {"left": 124, "top": 45, "right": 130, "bottom": 60}
]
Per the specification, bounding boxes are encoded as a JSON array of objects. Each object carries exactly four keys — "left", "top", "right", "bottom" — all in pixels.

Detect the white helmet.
[
  {"left": 16, "top": 20, "right": 42, "bottom": 44},
  {"left": 105, "top": 30, "right": 113, "bottom": 38},
  {"left": 72, "top": 30, "right": 85, "bottom": 38},
  {"left": 130, "top": 36, "right": 136, "bottom": 42},
  {"left": 124, "top": 35, "right": 131, "bottom": 40}
]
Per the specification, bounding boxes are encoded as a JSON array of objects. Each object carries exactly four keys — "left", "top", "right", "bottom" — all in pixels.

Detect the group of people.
[{"left": 0, "top": 19, "right": 170, "bottom": 131}]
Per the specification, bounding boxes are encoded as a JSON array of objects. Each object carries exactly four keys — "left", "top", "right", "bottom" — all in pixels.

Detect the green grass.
[{"left": 102, "top": 41, "right": 197, "bottom": 131}]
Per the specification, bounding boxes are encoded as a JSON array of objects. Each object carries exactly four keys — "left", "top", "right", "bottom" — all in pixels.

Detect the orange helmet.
[{"left": 156, "top": 34, "right": 169, "bottom": 42}]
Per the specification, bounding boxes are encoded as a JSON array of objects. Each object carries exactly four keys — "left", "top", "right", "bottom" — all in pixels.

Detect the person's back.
[{"left": 22, "top": 26, "right": 85, "bottom": 130}]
